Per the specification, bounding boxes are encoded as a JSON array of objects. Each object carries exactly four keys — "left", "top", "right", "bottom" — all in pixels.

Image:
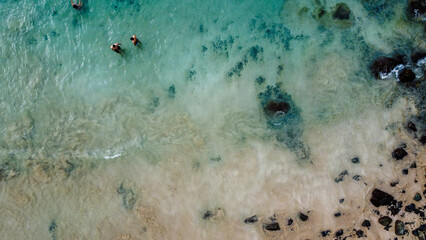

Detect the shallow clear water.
[{"left": 0, "top": 0, "right": 424, "bottom": 239}]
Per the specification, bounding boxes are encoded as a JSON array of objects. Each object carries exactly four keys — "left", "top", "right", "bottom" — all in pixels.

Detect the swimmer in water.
[
  {"left": 130, "top": 35, "right": 141, "bottom": 47},
  {"left": 110, "top": 43, "right": 122, "bottom": 55},
  {"left": 71, "top": 0, "right": 83, "bottom": 10}
]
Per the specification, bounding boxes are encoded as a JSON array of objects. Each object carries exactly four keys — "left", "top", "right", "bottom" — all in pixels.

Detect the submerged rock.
[
  {"left": 264, "top": 222, "right": 280, "bottom": 231},
  {"left": 356, "top": 230, "right": 364, "bottom": 238},
  {"left": 369, "top": 56, "right": 404, "bottom": 79},
  {"left": 117, "top": 184, "right": 137, "bottom": 210},
  {"left": 370, "top": 189, "right": 394, "bottom": 207},
  {"left": 398, "top": 68, "right": 416, "bottom": 83},
  {"left": 287, "top": 218, "right": 293, "bottom": 225},
  {"left": 378, "top": 216, "right": 392, "bottom": 226},
  {"left": 420, "top": 134, "right": 426, "bottom": 145},
  {"left": 263, "top": 101, "right": 291, "bottom": 117},
  {"left": 407, "top": 121, "right": 418, "bottom": 132},
  {"left": 334, "top": 170, "right": 349, "bottom": 183},
  {"left": 392, "top": 147, "right": 408, "bottom": 160},
  {"left": 411, "top": 51, "right": 426, "bottom": 65},
  {"left": 332, "top": 3, "right": 351, "bottom": 20},
  {"left": 351, "top": 157, "right": 360, "bottom": 164},
  {"left": 202, "top": 208, "right": 225, "bottom": 221},
  {"left": 244, "top": 215, "right": 258, "bottom": 224}
]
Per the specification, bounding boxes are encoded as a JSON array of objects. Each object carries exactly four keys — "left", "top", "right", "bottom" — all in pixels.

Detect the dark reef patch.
[
  {"left": 264, "top": 222, "right": 280, "bottom": 231},
  {"left": 257, "top": 84, "right": 309, "bottom": 160},
  {"left": 168, "top": 84, "right": 175, "bottom": 98},
  {"left": 211, "top": 35, "right": 234, "bottom": 58},
  {"left": 361, "top": 0, "right": 398, "bottom": 22},
  {"left": 117, "top": 183, "right": 137, "bottom": 210}
]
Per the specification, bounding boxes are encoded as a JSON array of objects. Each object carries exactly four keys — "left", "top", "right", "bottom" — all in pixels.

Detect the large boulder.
[
  {"left": 264, "top": 101, "right": 291, "bottom": 117},
  {"left": 370, "top": 56, "right": 405, "bottom": 79},
  {"left": 408, "top": 0, "right": 425, "bottom": 19},
  {"left": 398, "top": 68, "right": 416, "bottom": 83},
  {"left": 370, "top": 189, "right": 394, "bottom": 207}
]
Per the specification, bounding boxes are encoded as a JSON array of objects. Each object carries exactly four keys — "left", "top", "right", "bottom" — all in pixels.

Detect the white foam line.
[{"left": 104, "top": 153, "right": 122, "bottom": 159}]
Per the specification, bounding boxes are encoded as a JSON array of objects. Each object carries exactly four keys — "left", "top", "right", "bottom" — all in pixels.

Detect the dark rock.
[
  {"left": 395, "top": 220, "right": 405, "bottom": 235},
  {"left": 420, "top": 134, "right": 426, "bottom": 145},
  {"left": 402, "top": 169, "right": 409, "bottom": 175},
  {"left": 334, "top": 170, "right": 349, "bottom": 183},
  {"left": 339, "top": 198, "right": 345, "bottom": 203},
  {"left": 411, "top": 51, "right": 426, "bottom": 65},
  {"left": 390, "top": 181, "right": 399, "bottom": 187},
  {"left": 378, "top": 216, "right": 392, "bottom": 226},
  {"left": 370, "top": 56, "right": 404, "bottom": 79},
  {"left": 405, "top": 203, "right": 416, "bottom": 212},
  {"left": 299, "top": 212, "right": 308, "bottom": 221},
  {"left": 362, "top": 220, "right": 371, "bottom": 228},
  {"left": 264, "top": 222, "right": 280, "bottom": 231},
  {"left": 410, "top": 162, "right": 417, "bottom": 168},
  {"left": 370, "top": 189, "right": 394, "bottom": 207},
  {"left": 335, "top": 229, "right": 343, "bottom": 237},
  {"left": 244, "top": 215, "right": 258, "bottom": 224},
  {"left": 287, "top": 218, "right": 293, "bottom": 226},
  {"left": 248, "top": 45, "right": 263, "bottom": 61},
  {"left": 334, "top": 212, "right": 341, "bottom": 217},
  {"left": 388, "top": 200, "right": 402, "bottom": 216},
  {"left": 407, "top": 122, "right": 417, "bottom": 132},
  {"left": 356, "top": 230, "right": 364, "bottom": 238},
  {"left": 408, "top": 0, "right": 425, "bottom": 19},
  {"left": 414, "top": 193, "right": 421, "bottom": 201},
  {"left": 332, "top": 3, "right": 351, "bottom": 20},
  {"left": 264, "top": 101, "right": 291, "bottom": 117},
  {"left": 392, "top": 148, "right": 408, "bottom": 160},
  {"left": 353, "top": 175, "right": 361, "bottom": 181},
  {"left": 398, "top": 68, "right": 416, "bottom": 83},
  {"left": 321, "top": 230, "right": 331, "bottom": 237},
  {"left": 351, "top": 157, "right": 360, "bottom": 164},
  {"left": 201, "top": 45, "right": 208, "bottom": 52}
]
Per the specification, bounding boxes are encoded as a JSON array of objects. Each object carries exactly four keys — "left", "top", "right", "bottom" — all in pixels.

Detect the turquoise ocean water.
[{"left": 0, "top": 0, "right": 424, "bottom": 239}]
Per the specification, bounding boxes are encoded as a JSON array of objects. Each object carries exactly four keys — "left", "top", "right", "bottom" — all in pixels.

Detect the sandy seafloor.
[{"left": 0, "top": 0, "right": 425, "bottom": 239}]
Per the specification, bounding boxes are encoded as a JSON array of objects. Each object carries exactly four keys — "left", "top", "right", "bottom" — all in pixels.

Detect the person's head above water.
[{"left": 71, "top": 0, "right": 82, "bottom": 10}]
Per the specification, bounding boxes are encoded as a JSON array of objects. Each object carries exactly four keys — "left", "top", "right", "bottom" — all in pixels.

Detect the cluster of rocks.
[
  {"left": 369, "top": 188, "right": 425, "bottom": 239},
  {"left": 369, "top": 51, "right": 425, "bottom": 83}
]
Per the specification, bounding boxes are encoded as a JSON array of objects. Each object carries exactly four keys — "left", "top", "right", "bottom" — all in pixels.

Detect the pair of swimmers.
[{"left": 110, "top": 35, "right": 141, "bottom": 55}]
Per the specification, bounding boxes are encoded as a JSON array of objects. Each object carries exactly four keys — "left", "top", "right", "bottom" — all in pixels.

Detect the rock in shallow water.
[
  {"left": 398, "top": 68, "right": 416, "bottom": 83},
  {"left": 263, "top": 101, "right": 290, "bottom": 117},
  {"left": 332, "top": 3, "right": 351, "bottom": 20},
  {"left": 407, "top": 121, "right": 417, "bottom": 132},
  {"left": 370, "top": 189, "right": 394, "bottom": 207},
  {"left": 411, "top": 51, "right": 426, "bottom": 65},
  {"left": 407, "top": 0, "right": 425, "bottom": 19},
  {"left": 392, "top": 147, "right": 408, "bottom": 160},
  {"left": 369, "top": 56, "right": 405, "bottom": 79}
]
